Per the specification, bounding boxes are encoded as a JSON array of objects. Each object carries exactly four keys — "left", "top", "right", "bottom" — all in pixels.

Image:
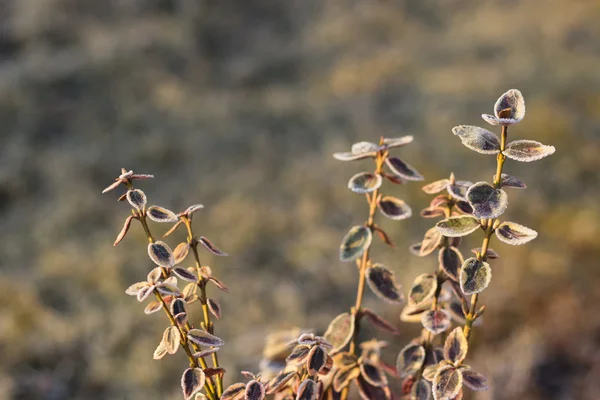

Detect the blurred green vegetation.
[{"left": 0, "top": 0, "right": 599, "bottom": 399}]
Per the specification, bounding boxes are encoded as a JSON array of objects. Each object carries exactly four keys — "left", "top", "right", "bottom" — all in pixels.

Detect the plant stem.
[
  {"left": 463, "top": 125, "right": 508, "bottom": 342},
  {"left": 341, "top": 143, "right": 385, "bottom": 400},
  {"left": 184, "top": 218, "right": 224, "bottom": 397},
  {"left": 137, "top": 211, "right": 218, "bottom": 400}
]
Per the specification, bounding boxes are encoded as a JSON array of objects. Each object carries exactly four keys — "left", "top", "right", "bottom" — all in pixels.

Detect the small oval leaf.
[
  {"left": 286, "top": 345, "right": 311, "bottom": 365},
  {"left": 173, "top": 242, "right": 190, "bottom": 264},
  {"left": 421, "top": 310, "right": 451, "bottom": 335},
  {"left": 163, "top": 326, "right": 181, "bottom": 355},
  {"left": 323, "top": 312, "right": 355, "bottom": 354},
  {"left": 460, "top": 258, "right": 492, "bottom": 295},
  {"left": 173, "top": 267, "right": 197, "bottom": 282},
  {"left": 462, "top": 370, "right": 489, "bottom": 391},
  {"left": 147, "top": 205, "right": 178, "bottom": 222},
  {"left": 385, "top": 157, "right": 423, "bottom": 181},
  {"left": 296, "top": 379, "right": 319, "bottom": 400},
  {"left": 360, "top": 362, "right": 387, "bottom": 387},
  {"left": 266, "top": 371, "right": 296, "bottom": 394},
  {"left": 504, "top": 139, "right": 555, "bottom": 162},
  {"left": 148, "top": 241, "right": 175, "bottom": 267},
  {"left": 207, "top": 298, "right": 222, "bottom": 319},
  {"left": 396, "top": 344, "right": 426, "bottom": 376},
  {"left": 339, "top": 226, "right": 372, "bottom": 262},
  {"left": 348, "top": 172, "right": 383, "bottom": 194},
  {"left": 366, "top": 264, "right": 404, "bottom": 304},
  {"left": 221, "top": 383, "right": 247, "bottom": 400},
  {"left": 500, "top": 173, "right": 526, "bottom": 189},
  {"left": 181, "top": 368, "right": 206, "bottom": 400},
  {"left": 420, "top": 227, "right": 443, "bottom": 256},
  {"left": 307, "top": 345, "right": 327, "bottom": 376},
  {"left": 362, "top": 308, "right": 401, "bottom": 335},
  {"left": 187, "top": 329, "right": 224, "bottom": 348},
  {"left": 443, "top": 327, "right": 468, "bottom": 364},
  {"left": 432, "top": 365, "right": 463, "bottom": 400},
  {"left": 378, "top": 196, "right": 412, "bottom": 220},
  {"left": 411, "top": 379, "right": 431, "bottom": 400},
  {"left": 333, "top": 152, "right": 375, "bottom": 161},
  {"left": 452, "top": 126, "right": 500, "bottom": 154},
  {"left": 333, "top": 366, "right": 360, "bottom": 392},
  {"left": 127, "top": 189, "right": 147, "bottom": 210},
  {"left": 382, "top": 135, "right": 413, "bottom": 149},
  {"left": 245, "top": 380, "right": 266, "bottom": 400},
  {"left": 352, "top": 141, "right": 381, "bottom": 155},
  {"left": 447, "top": 181, "right": 472, "bottom": 202},
  {"left": 198, "top": 236, "right": 228, "bottom": 256},
  {"left": 438, "top": 247, "right": 464, "bottom": 281},
  {"left": 409, "top": 274, "right": 438, "bottom": 307},
  {"left": 466, "top": 182, "right": 508, "bottom": 219},
  {"left": 495, "top": 221, "right": 538, "bottom": 245},
  {"left": 422, "top": 179, "right": 450, "bottom": 194}
]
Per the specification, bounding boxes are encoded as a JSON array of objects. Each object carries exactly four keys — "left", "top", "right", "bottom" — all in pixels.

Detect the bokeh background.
[{"left": 1, "top": 0, "right": 599, "bottom": 399}]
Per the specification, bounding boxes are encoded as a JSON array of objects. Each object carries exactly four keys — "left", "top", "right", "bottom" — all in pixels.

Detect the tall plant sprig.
[
  {"left": 325, "top": 136, "right": 423, "bottom": 399},
  {"left": 419, "top": 89, "right": 555, "bottom": 400},
  {"left": 396, "top": 173, "right": 476, "bottom": 399},
  {"left": 103, "top": 169, "right": 230, "bottom": 400}
]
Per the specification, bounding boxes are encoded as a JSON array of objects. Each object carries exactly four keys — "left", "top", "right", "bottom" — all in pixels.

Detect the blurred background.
[{"left": 0, "top": 0, "right": 599, "bottom": 399}]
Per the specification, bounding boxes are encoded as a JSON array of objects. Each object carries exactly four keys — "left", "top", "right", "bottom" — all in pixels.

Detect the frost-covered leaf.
[
  {"left": 323, "top": 312, "right": 354, "bottom": 354},
  {"left": 436, "top": 216, "right": 480, "bottom": 238},
  {"left": 420, "top": 227, "right": 443, "bottom": 256},
  {"left": 333, "top": 152, "right": 376, "bottom": 161},
  {"left": 307, "top": 345, "right": 328, "bottom": 376},
  {"left": 126, "top": 281, "right": 149, "bottom": 296},
  {"left": 366, "top": 264, "right": 404, "bottom": 304},
  {"left": 182, "top": 204, "right": 205, "bottom": 217},
  {"left": 170, "top": 298, "right": 187, "bottom": 316},
  {"left": 193, "top": 347, "right": 219, "bottom": 360},
  {"left": 147, "top": 205, "right": 178, "bottom": 222},
  {"left": 360, "top": 362, "right": 387, "bottom": 387},
  {"left": 286, "top": 345, "right": 311, "bottom": 365},
  {"left": 462, "top": 370, "right": 489, "bottom": 391},
  {"left": 410, "top": 379, "right": 431, "bottom": 400},
  {"left": 148, "top": 241, "right": 175, "bottom": 267},
  {"left": 198, "top": 236, "right": 228, "bottom": 256},
  {"left": 455, "top": 201, "right": 473, "bottom": 215},
  {"left": 409, "top": 274, "right": 438, "bottom": 307},
  {"left": 452, "top": 126, "right": 500, "bottom": 154},
  {"left": 378, "top": 196, "right": 412, "bottom": 220},
  {"left": 447, "top": 181, "right": 472, "bottom": 202},
  {"left": 362, "top": 308, "right": 400, "bottom": 335},
  {"left": 438, "top": 247, "right": 464, "bottom": 281},
  {"left": 409, "top": 242, "right": 423, "bottom": 256},
  {"left": 396, "top": 344, "right": 426, "bottom": 376},
  {"left": 444, "top": 328, "right": 468, "bottom": 364},
  {"left": 266, "top": 371, "right": 296, "bottom": 394},
  {"left": 460, "top": 258, "right": 492, "bottom": 295},
  {"left": 348, "top": 172, "right": 383, "bottom": 194},
  {"left": 187, "top": 329, "right": 224, "bottom": 348},
  {"left": 400, "top": 303, "right": 430, "bottom": 323},
  {"left": 353, "top": 141, "right": 381, "bottom": 154},
  {"left": 222, "top": 383, "right": 247, "bottom": 400},
  {"left": 296, "top": 379, "right": 319, "bottom": 400},
  {"left": 422, "top": 179, "right": 450, "bottom": 194},
  {"left": 382, "top": 135, "right": 413, "bottom": 149},
  {"left": 340, "top": 226, "right": 372, "bottom": 262},
  {"left": 421, "top": 208, "right": 446, "bottom": 219},
  {"left": 153, "top": 341, "right": 168, "bottom": 360},
  {"left": 482, "top": 89, "right": 526, "bottom": 126},
  {"left": 174, "top": 267, "right": 197, "bottom": 282},
  {"left": 156, "top": 283, "right": 180, "bottom": 296},
  {"left": 245, "top": 380, "right": 266, "bottom": 400},
  {"left": 495, "top": 221, "right": 537, "bottom": 245},
  {"left": 503, "top": 140, "right": 555, "bottom": 162},
  {"left": 136, "top": 285, "right": 155, "bottom": 302},
  {"left": 114, "top": 215, "right": 135, "bottom": 246},
  {"left": 334, "top": 366, "right": 360, "bottom": 392},
  {"left": 355, "top": 375, "right": 391, "bottom": 400},
  {"left": 466, "top": 182, "right": 508, "bottom": 219},
  {"left": 422, "top": 364, "right": 440, "bottom": 382},
  {"left": 385, "top": 157, "right": 423, "bottom": 181},
  {"left": 500, "top": 174, "right": 526, "bottom": 189},
  {"left": 126, "top": 189, "right": 147, "bottom": 210},
  {"left": 433, "top": 365, "right": 463, "bottom": 400},
  {"left": 421, "top": 310, "right": 451, "bottom": 335},
  {"left": 181, "top": 368, "right": 206, "bottom": 400},
  {"left": 162, "top": 326, "right": 181, "bottom": 354},
  {"left": 208, "top": 298, "right": 222, "bottom": 319},
  {"left": 144, "top": 300, "right": 162, "bottom": 314},
  {"left": 173, "top": 242, "right": 190, "bottom": 264}
]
